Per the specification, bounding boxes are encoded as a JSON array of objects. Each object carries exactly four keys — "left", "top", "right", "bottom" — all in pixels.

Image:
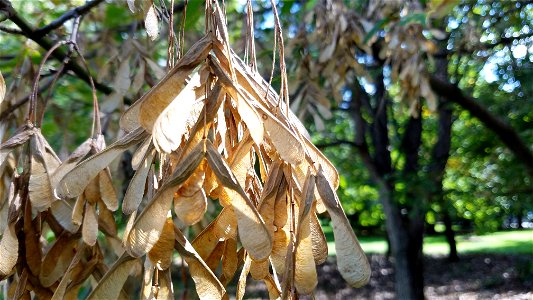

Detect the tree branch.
[
  {"left": 0, "top": 0, "right": 114, "bottom": 95},
  {"left": 429, "top": 76, "right": 533, "bottom": 177},
  {"left": 34, "top": 0, "right": 105, "bottom": 35}
]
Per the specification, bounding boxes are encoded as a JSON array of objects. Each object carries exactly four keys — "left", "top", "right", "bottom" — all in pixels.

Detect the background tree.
[{"left": 0, "top": 0, "right": 531, "bottom": 299}]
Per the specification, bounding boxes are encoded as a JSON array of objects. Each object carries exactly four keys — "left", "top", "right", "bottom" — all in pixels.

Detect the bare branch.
[
  {"left": 34, "top": 0, "right": 105, "bottom": 35},
  {"left": 0, "top": 0, "right": 114, "bottom": 96},
  {"left": 429, "top": 76, "right": 533, "bottom": 177}
]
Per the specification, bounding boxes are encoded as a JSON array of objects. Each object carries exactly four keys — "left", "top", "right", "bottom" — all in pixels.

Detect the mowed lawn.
[{"left": 324, "top": 229, "right": 533, "bottom": 256}]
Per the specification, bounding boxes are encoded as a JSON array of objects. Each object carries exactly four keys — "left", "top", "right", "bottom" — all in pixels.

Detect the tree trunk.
[
  {"left": 379, "top": 184, "right": 425, "bottom": 300},
  {"left": 350, "top": 73, "right": 426, "bottom": 300},
  {"left": 443, "top": 210, "right": 459, "bottom": 262}
]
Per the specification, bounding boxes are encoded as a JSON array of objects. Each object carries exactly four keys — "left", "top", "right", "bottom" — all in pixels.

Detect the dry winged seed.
[
  {"left": 50, "top": 138, "right": 92, "bottom": 188},
  {"left": 310, "top": 212, "right": 328, "bottom": 265},
  {"left": 126, "top": 142, "right": 204, "bottom": 257},
  {"left": 174, "top": 160, "right": 207, "bottom": 225},
  {"left": 148, "top": 218, "right": 175, "bottom": 271},
  {"left": 249, "top": 258, "right": 269, "bottom": 280},
  {"left": 294, "top": 171, "right": 318, "bottom": 294},
  {"left": 152, "top": 72, "right": 205, "bottom": 153},
  {"left": 82, "top": 203, "right": 98, "bottom": 246},
  {"left": 205, "top": 240, "right": 225, "bottom": 272},
  {"left": 0, "top": 224, "right": 18, "bottom": 277},
  {"left": 39, "top": 233, "right": 78, "bottom": 287},
  {"left": 98, "top": 200, "right": 118, "bottom": 236},
  {"left": 192, "top": 207, "right": 237, "bottom": 260},
  {"left": 221, "top": 238, "right": 238, "bottom": 285},
  {"left": 49, "top": 198, "right": 80, "bottom": 233},
  {"left": 174, "top": 225, "right": 227, "bottom": 300},
  {"left": 134, "top": 35, "right": 212, "bottom": 133},
  {"left": 236, "top": 256, "right": 251, "bottom": 300},
  {"left": 316, "top": 169, "right": 371, "bottom": 288},
  {"left": 122, "top": 148, "right": 155, "bottom": 215},
  {"left": 0, "top": 125, "right": 35, "bottom": 166},
  {"left": 23, "top": 203, "right": 41, "bottom": 276},
  {"left": 99, "top": 169, "right": 118, "bottom": 211},
  {"left": 87, "top": 254, "right": 139, "bottom": 300},
  {"left": 56, "top": 127, "right": 146, "bottom": 199},
  {"left": 263, "top": 274, "right": 282, "bottom": 300},
  {"left": 205, "top": 140, "right": 272, "bottom": 261}
]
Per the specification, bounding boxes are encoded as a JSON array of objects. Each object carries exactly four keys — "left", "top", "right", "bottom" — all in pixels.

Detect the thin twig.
[{"left": 33, "top": 0, "right": 105, "bottom": 35}]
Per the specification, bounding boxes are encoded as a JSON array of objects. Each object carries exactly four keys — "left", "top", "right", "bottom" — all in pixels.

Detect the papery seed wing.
[
  {"left": 0, "top": 224, "right": 18, "bottom": 277},
  {"left": 87, "top": 255, "right": 139, "bottom": 300},
  {"left": 50, "top": 138, "right": 92, "bottom": 188},
  {"left": 148, "top": 217, "right": 175, "bottom": 270},
  {"left": 152, "top": 72, "right": 204, "bottom": 153},
  {"left": 316, "top": 169, "right": 370, "bottom": 288},
  {"left": 82, "top": 203, "right": 98, "bottom": 246},
  {"left": 174, "top": 225, "right": 227, "bottom": 300},
  {"left": 136, "top": 35, "right": 212, "bottom": 133},
  {"left": 39, "top": 233, "right": 78, "bottom": 287},
  {"left": 123, "top": 148, "right": 155, "bottom": 215},
  {"left": 205, "top": 140, "right": 272, "bottom": 261},
  {"left": 57, "top": 127, "right": 146, "bottom": 199},
  {"left": 192, "top": 207, "right": 237, "bottom": 259},
  {"left": 49, "top": 199, "right": 80, "bottom": 232},
  {"left": 99, "top": 169, "right": 118, "bottom": 211},
  {"left": 126, "top": 143, "right": 204, "bottom": 257},
  {"left": 221, "top": 238, "right": 238, "bottom": 286},
  {"left": 98, "top": 200, "right": 118, "bottom": 236},
  {"left": 310, "top": 212, "right": 328, "bottom": 265},
  {"left": 236, "top": 256, "right": 251, "bottom": 300}
]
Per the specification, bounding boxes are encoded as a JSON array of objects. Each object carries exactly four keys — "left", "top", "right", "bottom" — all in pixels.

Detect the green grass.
[{"left": 324, "top": 228, "right": 533, "bottom": 256}]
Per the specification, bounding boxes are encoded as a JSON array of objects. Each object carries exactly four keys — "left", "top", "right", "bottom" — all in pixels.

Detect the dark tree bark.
[
  {"left": 442, "top": 210, "right": 459, "bottom": 261},
  {"left": 350, "top": 76, "right": 426, "bottom": 300},
  {"left": 428, "top": 57, "right": 459, "bottom": 262}
]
